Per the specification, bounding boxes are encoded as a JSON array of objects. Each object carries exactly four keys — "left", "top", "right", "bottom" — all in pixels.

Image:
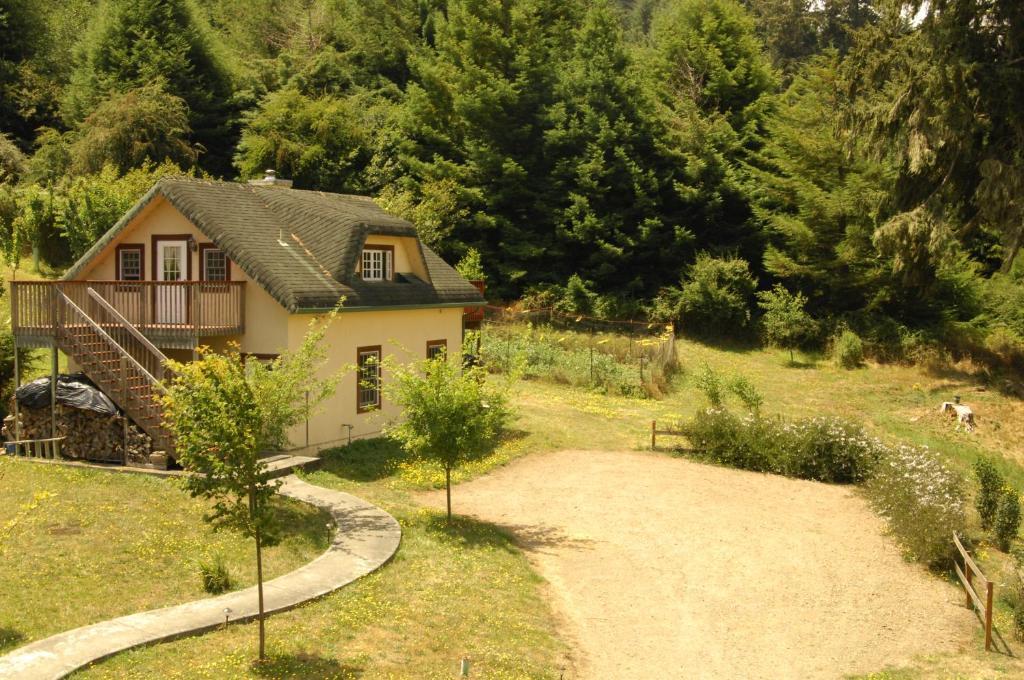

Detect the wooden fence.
[
  {"left": 953, "top": 532, "right": 994, "bottom": 651},
  {"left": 650, "top": 420, "right": 687, "bottom": 450}
]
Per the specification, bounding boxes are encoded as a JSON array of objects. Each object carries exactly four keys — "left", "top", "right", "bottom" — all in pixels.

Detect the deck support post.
[
  {"left": 12, "top": 338, "right": 19, "bottom": 441},
  {"left": 50, "top": 345, "right": 58, "bottom": 437}
]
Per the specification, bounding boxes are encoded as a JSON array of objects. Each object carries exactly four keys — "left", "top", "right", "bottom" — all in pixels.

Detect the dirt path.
[{"left": 420, "top": 449, "right": 974, "bottom": 679}]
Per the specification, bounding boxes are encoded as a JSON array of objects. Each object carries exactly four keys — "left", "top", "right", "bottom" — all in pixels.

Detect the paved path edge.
[{"left": 0, "top": 474, "right": 402, "bottom": 680}]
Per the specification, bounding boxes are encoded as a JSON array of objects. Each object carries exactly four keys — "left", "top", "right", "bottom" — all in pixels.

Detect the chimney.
[{"left": 248, "top": 169, "right": 293, "bottom": 188}]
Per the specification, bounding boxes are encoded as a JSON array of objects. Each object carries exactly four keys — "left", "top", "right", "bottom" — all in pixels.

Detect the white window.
[
  {"left": 361, "top": 247, "right": 393, "bottom": 281},
  {"left": 118, "top": 246, "right": 143, "bottom": 281},
  {"left": 202, "top": 247, "right": 228, "bottom": 281}
]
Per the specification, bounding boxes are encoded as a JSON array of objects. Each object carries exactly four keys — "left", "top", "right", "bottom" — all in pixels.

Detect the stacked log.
[{"left": 3, "top": 402, "right": 158, "bottom": 467}]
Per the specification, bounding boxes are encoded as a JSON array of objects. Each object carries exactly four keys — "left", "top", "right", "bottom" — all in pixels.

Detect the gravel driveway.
[{"left": 421, "top": 449, "right": 973, "bottom": 679}]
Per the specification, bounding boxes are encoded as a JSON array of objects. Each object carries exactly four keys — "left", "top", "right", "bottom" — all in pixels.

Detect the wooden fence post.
[
  {"left": 651, "top": 420, "right": 656, "bottom": 450},
  {"left": 985, "top": 580, "right": 994, "bottom": 651}
]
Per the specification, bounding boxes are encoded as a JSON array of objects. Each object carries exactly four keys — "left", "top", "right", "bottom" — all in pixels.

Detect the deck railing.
[{"left": 11, "top": 280, "right": 245, "bottom": 343}]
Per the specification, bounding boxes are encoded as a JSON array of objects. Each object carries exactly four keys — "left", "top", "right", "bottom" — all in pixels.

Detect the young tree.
[
  {"left": 387, "top": 349, "right": 511, "bottom": 522},
  {"left": 159, "top": 317, "right": 338, "bottom": 660},
  {"left": 756, "top": 283, "right": 816, "bottom": 363}
]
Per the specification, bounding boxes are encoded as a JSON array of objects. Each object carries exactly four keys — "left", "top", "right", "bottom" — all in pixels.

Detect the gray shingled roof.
[{"left": 64, "top": 177, "right": 485, "bottom": 312}]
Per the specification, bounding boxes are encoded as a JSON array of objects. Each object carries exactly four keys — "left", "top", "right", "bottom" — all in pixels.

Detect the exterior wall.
[
  {"left": 359, "top": 235, "right": 430, "bottom": 281},
  {"left": 283, "top": 306, "right": 465, "bottom": 452},
  {"left": 73, "top": 197, "right": 290, "bottom": 354}
]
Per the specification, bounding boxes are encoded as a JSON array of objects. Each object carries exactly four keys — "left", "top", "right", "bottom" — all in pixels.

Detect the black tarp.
[{"left": 15, "top": 373, "right": 119, "bottom": 415}]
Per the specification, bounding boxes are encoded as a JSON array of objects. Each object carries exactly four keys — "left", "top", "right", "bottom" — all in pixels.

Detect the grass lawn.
[
  {"left": 73, "top": 440, "right": 569, "bottom": 679},
  {"left": 0, "top": 458, "right": 330, "bottom": 652}
]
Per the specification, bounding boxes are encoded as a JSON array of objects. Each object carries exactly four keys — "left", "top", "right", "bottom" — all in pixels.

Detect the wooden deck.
[{"left": 11, "top": 280, "right": 245, "bottom": 348}]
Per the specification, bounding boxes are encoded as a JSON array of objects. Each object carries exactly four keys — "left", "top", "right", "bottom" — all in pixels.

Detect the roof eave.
[{"left": 292, "top": 300, "right": 484, "bottom": 314}]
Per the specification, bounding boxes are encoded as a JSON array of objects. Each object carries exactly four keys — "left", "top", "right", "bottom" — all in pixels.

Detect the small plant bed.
[
  {"left": 479, "top": 318, "right": 676, "bottom": 397},
  {"left": 0, "top": 457, "right": 330, "bottom": 652},
  {"left": 73, "top": 439, "right": 568, "bottom": 679}
]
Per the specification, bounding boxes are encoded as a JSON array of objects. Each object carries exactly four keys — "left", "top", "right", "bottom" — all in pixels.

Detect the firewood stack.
[{"left": 4, "top": 402, "right": 155, "bottom": 466}]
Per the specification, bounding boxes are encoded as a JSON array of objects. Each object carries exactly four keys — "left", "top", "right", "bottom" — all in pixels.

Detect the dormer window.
[{"left": 361, "top": 245, "right": 394, "bottom": 281}]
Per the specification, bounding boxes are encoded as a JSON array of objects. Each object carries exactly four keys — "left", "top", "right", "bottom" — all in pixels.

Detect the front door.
[{"left": 156, "top": 240, "right": 188, "bottom": 324}]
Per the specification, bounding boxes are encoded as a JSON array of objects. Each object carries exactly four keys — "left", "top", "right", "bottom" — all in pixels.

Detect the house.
[{"left": 10, "top": 171, "right": 485, "bottom": 466}]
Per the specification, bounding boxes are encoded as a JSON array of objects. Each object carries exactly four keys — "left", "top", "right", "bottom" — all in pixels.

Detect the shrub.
[
  {"left": 728, "top": 375, "right": 763, "bottom": 413},
  {"left": 680, "top": 410, "right": 881, "bottom": 483},
  {"left": 778, "top": 417, "right": 882, "bottom": 484},
  {"left": 653, "top": 254, "right": 756, "bottom": 337},
  {"left": 996, "top": 489, "right": 1022, "bottom": 551},
  {"left": 693, "top": 363, "right": 725, "bottom": 407},
  {"left": 865, "top": 445, "right": 966, "bottom": 566},
  {"left": 199, "top": 554, "right": 233, "bottom": 594},
  {"left": 974, "top": 458, "right": 1003, "bottom": 530},
  {"left": 833, "top": 329, "right": 865, "bottom": 369},
  {"left": 681, "top": 409, "right": 783, "bottom": 474}
]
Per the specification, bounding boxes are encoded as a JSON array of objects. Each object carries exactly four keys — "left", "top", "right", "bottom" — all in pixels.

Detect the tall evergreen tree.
[
  {"left": 845, "top": 0, "right": 1024, "bottom": 277},
  {"left": 748, "top": 54, "right": 890, "bottom": 313},
  {"left": 63, "top": 0, "right": 236, "bottom": 175},
  {"left": 545, "top": 0, "right": 698, "bottom": 297},
  {"left": 385, "top": 0, "right": 583, "bottom": 294}
]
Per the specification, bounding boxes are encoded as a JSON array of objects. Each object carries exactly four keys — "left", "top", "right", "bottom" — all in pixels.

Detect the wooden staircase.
[{"left": 54, "top": 288, "right": 173, "bottom": 455}]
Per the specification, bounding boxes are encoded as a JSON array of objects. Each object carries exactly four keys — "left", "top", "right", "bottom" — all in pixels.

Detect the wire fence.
[{"left": 476, "top": 306, "right": 677, "bottom": 398}]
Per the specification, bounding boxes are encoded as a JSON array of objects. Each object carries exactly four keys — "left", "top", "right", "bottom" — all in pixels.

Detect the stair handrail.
[
  {"left": 56, "top": 290, "right": 167, "bottom": 393},
  {"left": 85, "top": 287, "right": 169, "bottom": 380}
]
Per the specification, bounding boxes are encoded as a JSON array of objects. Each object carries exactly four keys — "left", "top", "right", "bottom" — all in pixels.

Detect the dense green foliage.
[
  {"left": 0, "top": 0, "right": 1022, "bottom": 364},
  {"left": 975, "top": 458, "right": 1004, "bottom": 531},
  {"left": 681, "top": 408, "right": 882, "bottom": 483}
]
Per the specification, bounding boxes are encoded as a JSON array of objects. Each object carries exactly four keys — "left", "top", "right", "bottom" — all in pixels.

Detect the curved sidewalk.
[{"left": 0, "top": 475, "right": 401, "bottom": 680}]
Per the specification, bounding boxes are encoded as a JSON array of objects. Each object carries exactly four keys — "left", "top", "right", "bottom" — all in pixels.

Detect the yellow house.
[{"left": 10, "top": 172, "right": 484, "bottom": 465}]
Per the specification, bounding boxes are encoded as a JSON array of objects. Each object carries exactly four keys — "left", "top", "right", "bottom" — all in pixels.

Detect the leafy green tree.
[
  {"left": 974, "top": 458, "right": 1003, "bottom": 531},
  {"left": 741, "top": 0, "right": 876, "bottom": 75},
  {"left": 651, "top": 0, "right": 777, "bottom": 144},
  {"left": 234, "top": 88, "right": 374, "bottom": 192},
  {"left": 0, "top": 0, "right": 46, "bottom": 145},
  {"left": 387, "top": 350, "right": 511, "bottom": 521},
  {"left": 63, "top": 0, "right": 236, "bottom": 175},
  {"left": 69, "top": 82, "right": 196, "bottom": 176},
  {"left": 160, "top": 319, "right": 338, "bottom": 660},
  {"left": 996, "top": 488, "right": 1021, "bottom": 552},
  {"left": 645, "top": 0, "right": 776, "bottom": 270},
  {"left": 757, "top": 283, "right": 817, "bottom": 362},
  {"left": 0, "top": 133, "right": 26, "bottom": 183},
  {"left": 652, "top": 254, "right": 757, "bottom": 336},
  {"left": 60, "top": 160, "right": 184, "bottom": 259},
  {"left": 455, "top": 247, "right": 486, "bottom": 281}
]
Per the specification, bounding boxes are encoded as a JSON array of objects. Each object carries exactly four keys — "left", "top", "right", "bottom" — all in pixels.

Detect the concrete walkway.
[{"left": 0, "top": 475, "right": 401, "bottom": 680}]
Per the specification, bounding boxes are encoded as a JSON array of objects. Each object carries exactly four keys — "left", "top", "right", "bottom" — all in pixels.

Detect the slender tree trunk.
[
  {"left": 1002, "top": 222, "right": 1023, "bottom": 273},
  {"left": 445, "top": 465, "right": 452, "bottom": 522},
  {"left": 251, "top": 487, "right": 266, "bottom": 661},
  {"left": 789, "top": 348, "right": 794, "bottom": 364}
]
